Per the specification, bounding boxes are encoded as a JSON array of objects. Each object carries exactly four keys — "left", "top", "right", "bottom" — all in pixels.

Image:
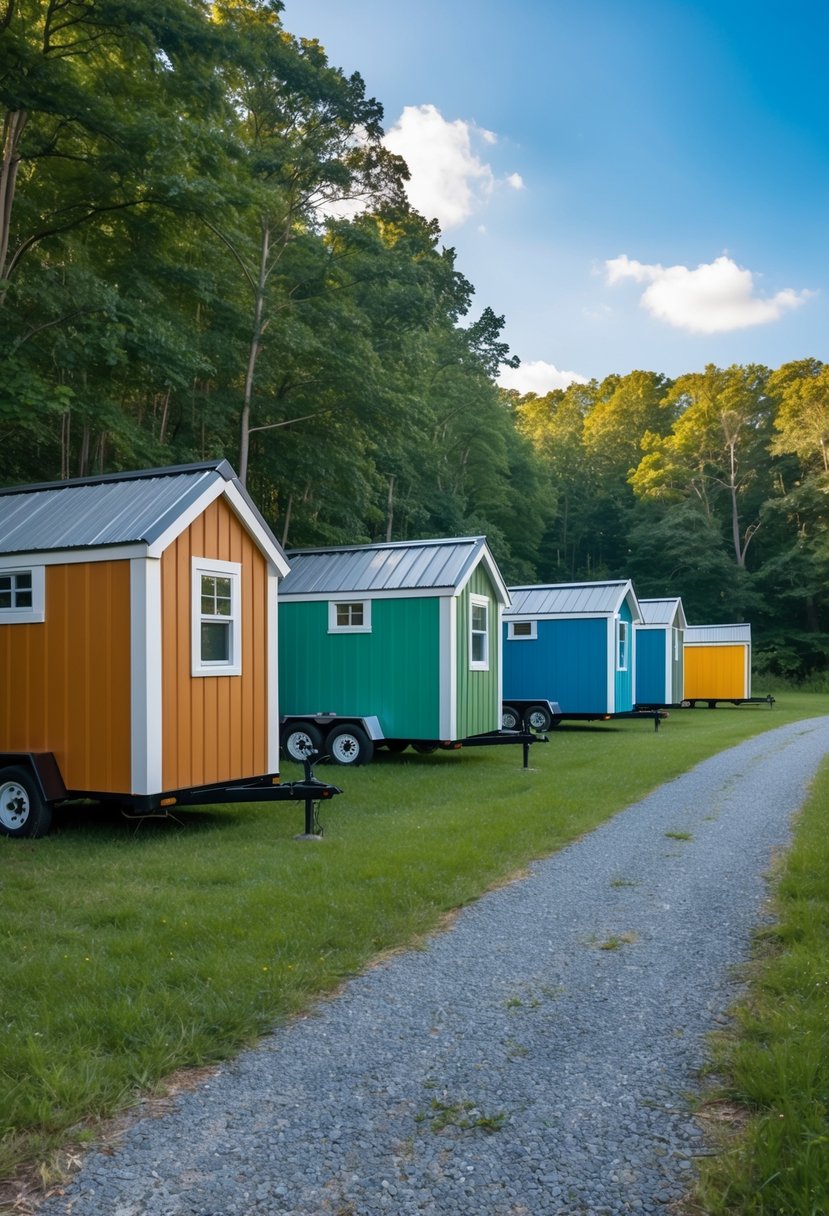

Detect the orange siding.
[
  {"left": 161, "top": 497, "right": 269, "bottom": 790},
  {"left": 0, "top": 562, "right": 131, "bottom": 791},
  {"left": 684, "top": 645, "right": 748, "bottom": 699}
]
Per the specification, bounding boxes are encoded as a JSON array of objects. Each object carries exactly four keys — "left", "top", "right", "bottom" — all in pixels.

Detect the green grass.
[
  {"left": 1, "top": 693, "right": 825, "bottom": 1192},
  {"left": 694, "top": 751, "right": 829, "bottom": 1216}
]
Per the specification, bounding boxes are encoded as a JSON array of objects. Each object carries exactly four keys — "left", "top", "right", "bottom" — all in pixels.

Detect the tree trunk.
[
  {"left": 385, "top": 474, "right": 395, "bottom": 542},
  {"left": 281, "top": 494, "right": 293, "bottom": 549},
  {"left": 238, "top": 221, "right": 271, "bottom": 486},
  {"left": 0, "top": 108, "right": 27, "bottom": 295}
]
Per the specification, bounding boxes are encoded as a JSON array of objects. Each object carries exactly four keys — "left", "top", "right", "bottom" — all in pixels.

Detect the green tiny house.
[{"left": 278, "top": 537, "right": 508, "bottom": 746}]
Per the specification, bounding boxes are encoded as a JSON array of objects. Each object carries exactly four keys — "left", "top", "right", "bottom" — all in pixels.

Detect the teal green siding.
[
  {"left": 279, "top": 597, "right": 441, "bottom": 737},
  {"left": 455, "top": 564, "right": 501, "bottom": 737}
]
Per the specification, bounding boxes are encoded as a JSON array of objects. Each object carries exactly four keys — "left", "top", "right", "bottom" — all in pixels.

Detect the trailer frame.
[{"left": 0, "top": 751, "right": 341, "bottom": 839}]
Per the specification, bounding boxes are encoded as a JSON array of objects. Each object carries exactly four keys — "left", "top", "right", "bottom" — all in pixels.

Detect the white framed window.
[
  {"left": 328, "top": 600, "right": 371, "bottom": 633},
  {"left": 469, "top": 595, "right": 490, "bottom": 670},
  {"left": 616, "top": 619, "right": 629, "bottom": 671},
  {"left": 508, "top": 619, "right": 537, "bottom": 641},
  {"left": 0, "top": 566, "right": 45, "bottom": 623},
  {"left": 191, "top": 558, "right": 242, "bottom": 676}
]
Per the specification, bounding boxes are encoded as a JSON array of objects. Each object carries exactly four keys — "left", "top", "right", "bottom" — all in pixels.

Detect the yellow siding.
[
  {"left": 0, "top": 562, "right": 132, "bottom": 792},
  {"left": 161, "top": 497, "right": 269, "bottom": 790},
  {"left": 684, "top": 645, "right": 748, "bottom": 699}
]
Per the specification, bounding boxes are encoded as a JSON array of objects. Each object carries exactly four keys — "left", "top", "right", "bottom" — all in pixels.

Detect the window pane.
[
  {"left": 472, "top": 603, "right": 487, "bottom": 631},
  {"left": 15, "top": 590, "right": 32, "bottom": 608},
  {"left": 336, "top": 604, "right": 350, "bottom": 626},
  {"left": 472, "top": 632, "right": 486, "bottom": 663},
  {"left": 0, "top": 591, "right": 10, "bottom": 609},
  {"left": 214, "top": 577, "right": 232, "bottom": 615},
  {"left": 201, "top": 621, "right": 230, "bottom": 662},
  {"left": 350, "top": 604, "right": 363, "bottom": 625},
  {"left": 0, "top": 576, "right": 9, "bottom": 593},
  {"left": 15, "top": 572, "right": 31, "bottom": 590},
  {"left": 514, "top": 621, "right": 532, "bottom": 636}
]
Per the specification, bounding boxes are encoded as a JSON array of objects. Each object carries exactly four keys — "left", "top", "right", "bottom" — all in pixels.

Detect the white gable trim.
[
  {"left": 454, "top": 543, "right": 510, "bottom": 606},
  {"left": 146, "top": 479, "right": 289, "bottom": 576}
]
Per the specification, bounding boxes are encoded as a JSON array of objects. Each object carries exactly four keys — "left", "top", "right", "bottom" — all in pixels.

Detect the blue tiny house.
[
  {"left": 278, "top": 537, "right": 510, "bottom": 759},
  {"left": 635, "top": 597, "right": 687, "bottom": 707},
  {"left": 503, "top": 581, "right": 642, "bottom": 715}
]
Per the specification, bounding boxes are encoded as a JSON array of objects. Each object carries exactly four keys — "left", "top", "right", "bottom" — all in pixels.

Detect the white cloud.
[
  {"left": 384, "top": 104, "right": 522, "bottom": 230},
  {"left": 605, "top": 254, "right": 812, "bottom": 334},
  {"left": 498, "top": 360, "right": 588, "bottom": 395}
]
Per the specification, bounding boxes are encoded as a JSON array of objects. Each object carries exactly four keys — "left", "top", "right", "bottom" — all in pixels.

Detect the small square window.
[
  {"left": 328, "top": 600, "right": 371, "bottom": 633},
  {"left": 508, "top": 620, "right": 537, "bottom": 641},
  {"left": 191, "top": 560, "right": 242, "bottom": 676},
  {"left": 0, "top": 567, "right": 44, "bottom": 622}
]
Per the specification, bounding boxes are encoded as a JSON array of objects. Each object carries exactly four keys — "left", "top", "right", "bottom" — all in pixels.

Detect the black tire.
[
  {"left": 326, "top": 724, "right": 374, "bottom": 766},
  {"left": 384, "top": 741, "right": 409, "bottom": 753},
  {"left": 0, "top": 766, "right": 53, "bottom": 838},
  {"left": 412, "top": 742, "right": 438, "bottom": 754},
  {"left": 525, "top": 703, "right": 553, "bottom": 732},
  {"left": 282, "top": 722, "right": 324, "bottom": 763},
  {"left": 501, "top": 705, "right": 521, "bottom": 731}
]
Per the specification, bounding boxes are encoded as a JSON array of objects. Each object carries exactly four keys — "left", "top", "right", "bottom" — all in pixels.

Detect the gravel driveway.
[{"left": 40, "top": 716, "right": 829, "bottom": 1216}]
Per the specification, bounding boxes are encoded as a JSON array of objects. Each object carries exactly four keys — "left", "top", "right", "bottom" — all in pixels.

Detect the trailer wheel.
[
  {"left": 525, "top": 703, "right": 553, "bottom": 732},
  {"left": 327, "top": 724, "right": 374, "bottom": 766},
  {"left": 384, "top": 741, "right": 408, "bottom": 753},
  {"left": 282, "top": 723, "right": 324, "bottom": 763},
  {"left": 501, "top": 705, "right": 521, "bottom": 731},
  {"left": 0, "top": 767, "right": 53, "bottom": 838},
  {"left": 412, "top": 742, "right": 438, "bottom": 755}
]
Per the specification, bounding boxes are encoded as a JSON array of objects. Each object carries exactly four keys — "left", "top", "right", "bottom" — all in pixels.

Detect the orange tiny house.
[{"left": 0, "top": 462, "right": 338, "bottom": 837}]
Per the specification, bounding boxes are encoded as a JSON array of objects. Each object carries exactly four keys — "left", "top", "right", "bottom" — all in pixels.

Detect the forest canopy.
[{"left": 1, "top": 0, "right": 826, "bottom": 678}]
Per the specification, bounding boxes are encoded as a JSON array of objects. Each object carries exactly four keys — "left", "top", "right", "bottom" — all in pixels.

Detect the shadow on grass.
[{"left": 50, "top": 800, "right": 238, "bottom": 839}]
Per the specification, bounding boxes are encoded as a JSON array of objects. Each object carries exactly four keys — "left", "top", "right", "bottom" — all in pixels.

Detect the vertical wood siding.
[
  {"left": 0, "top": 561, "right": 131, "bottom": 792},
  {"left": 684, "top": 644, "right": 749, "bottom": 699},
  {"left": 279, "top": 596, "right": 440, "bottom": 738},
  {"left": 635, "top": 629, "right": 667, "bottom": 704},
  {"left": 161, "top": 498, "right": 268, "bottom": 789},
  {"left": 454, "top": 565, "right": 500, "bottom": 738},
  {"left": 503, "top": 617, "right": 608, "bottom": 713}
]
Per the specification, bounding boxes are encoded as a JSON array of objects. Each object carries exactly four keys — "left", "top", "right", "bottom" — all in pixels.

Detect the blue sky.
[{"left": 280, "top": 0, "right": 828, "bottom": 392}]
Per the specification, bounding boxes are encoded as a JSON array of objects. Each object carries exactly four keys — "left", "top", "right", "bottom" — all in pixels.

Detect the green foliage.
[{"left": 0, "top": 3, "right": 827, "bottom": 674}]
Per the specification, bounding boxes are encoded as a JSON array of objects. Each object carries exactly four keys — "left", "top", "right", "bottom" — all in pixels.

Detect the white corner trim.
[
  {"left": 606, "top": 616, "right": 615, "bottom": 713},
  {"left": 268, "top": 570, "right": 280, "bottom": 772},
  {"left": 439, "top": 597, "right": 455, "bottom": 738},
  {"left": 130, "top": 558, "right": 163, "bottom": 795}
]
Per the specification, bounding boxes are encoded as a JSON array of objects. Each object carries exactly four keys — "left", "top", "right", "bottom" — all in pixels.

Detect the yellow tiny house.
[
  {"left": 0, "top": 462, "right": 338, "bottom": 837},
  {"left": 683, "top": 623, "right": 752, "bottom": 703}
]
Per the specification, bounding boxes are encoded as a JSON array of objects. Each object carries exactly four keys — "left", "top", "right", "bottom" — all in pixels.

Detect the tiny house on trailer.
[
  {"left": 0, "top": 461, "right": 339, "bottom": 838},
  {"left": 683, "top": 623, "right": 753, "bottom": 705},
  {"left": 635, "top": 597, "right": 687, "bottom": 708},
  {"left": 278, "top": 536, "right": 512, "bottom": 763},
  {"left": 502, "top": 580, "right": 643, "bottom": 724}
]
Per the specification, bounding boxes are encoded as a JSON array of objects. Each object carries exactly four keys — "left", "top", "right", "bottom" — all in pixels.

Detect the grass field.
[{"left": 2, "top": 693, "right": 827, "bottom": 1199}]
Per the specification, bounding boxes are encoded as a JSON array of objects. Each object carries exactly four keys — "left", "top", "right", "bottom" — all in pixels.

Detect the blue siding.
[
  {"left": 503, "top": 617, "right": 609, "bottom": 713},
  {"left": 636, "top": 629, "right": 666, "bottom": 704},
  {"left": 614, "top": 600, "right": 635, "bottom": 712}
]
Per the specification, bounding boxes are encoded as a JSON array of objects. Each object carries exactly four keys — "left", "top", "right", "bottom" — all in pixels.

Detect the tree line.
[{"left": 2, "top": 1, "right": 826, "bottom": 678}]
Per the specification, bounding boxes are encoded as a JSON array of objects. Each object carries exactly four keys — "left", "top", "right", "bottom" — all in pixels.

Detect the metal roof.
[
  {"left": 685, "top": 623, "right": 751, "bottom": 645},
  {"left": 281, "top": 536, "right": 508, "bottom": 601},
  {"left": 638, "top": 597, "right": 687, "bottom": 629},
  {"left": 505, "top": 580, "right": 638, "bottom": 619},
  {"left": 0, "top": 462, "right": 285, "bottom": 566}
]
